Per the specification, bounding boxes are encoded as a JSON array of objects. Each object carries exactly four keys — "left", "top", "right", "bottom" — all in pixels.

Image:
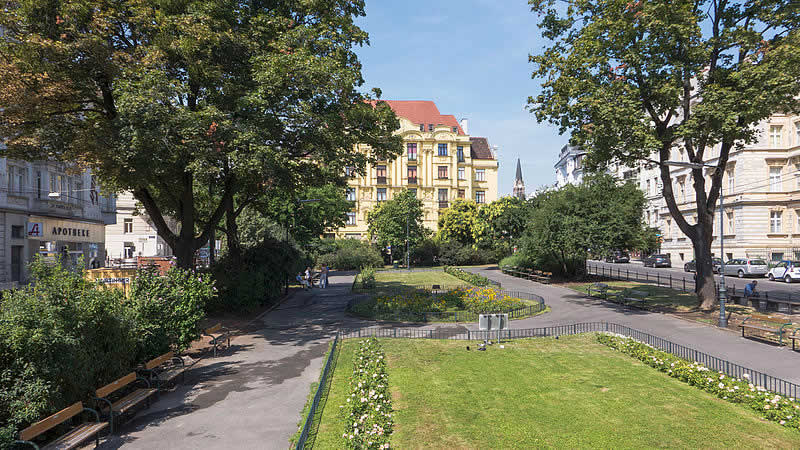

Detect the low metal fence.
[
  {"left": 346, "top": 287, "right": 546, "bottom": 323},
  {"left": 337, "top": 321, "right": 800, "bottom": 398},
  {"left": 295, "top": 335, "right": 339, "bottom": 449}
]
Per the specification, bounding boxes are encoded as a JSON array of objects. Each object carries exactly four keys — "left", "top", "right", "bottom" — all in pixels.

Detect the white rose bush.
[
  {"left": 598, "top": 333, "right": 800, "bottom": 430},
  {"left": 341, "top": 337, "right": 393, "bottom": 448}
]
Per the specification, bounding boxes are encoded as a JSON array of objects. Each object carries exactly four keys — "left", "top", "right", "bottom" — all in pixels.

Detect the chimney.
[{"left": 460, "top": 118, "right": 469, "bottom": 135}]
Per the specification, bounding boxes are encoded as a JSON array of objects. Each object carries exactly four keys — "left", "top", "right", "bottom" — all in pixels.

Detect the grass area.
[
  {"left": 568, "top": 281, "right": 702, "bottom": 311},
  {"left": 314, "top": 335, "right": 800, "bottom": 449},
  {"left": 353, "top": 269, "right": 470, "bottom": 296}
]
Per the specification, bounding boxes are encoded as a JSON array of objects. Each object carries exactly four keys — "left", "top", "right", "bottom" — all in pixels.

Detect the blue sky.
[{"left": 355, "top": 0, "right": 569, "bottom": 195}]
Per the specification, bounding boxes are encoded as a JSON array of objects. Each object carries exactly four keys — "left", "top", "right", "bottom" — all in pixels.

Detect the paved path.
[{"left": 106, "top": 267, "right": 800, "bottom": 449}]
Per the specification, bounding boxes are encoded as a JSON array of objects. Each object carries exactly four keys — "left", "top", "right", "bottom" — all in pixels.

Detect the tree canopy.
[
  {"left": 528, "top": 0, "right": 800, "bottom": 307},
  {"left": 0, "top": 0, "right": 402, "bottom": 267},
  {"left": 367, "top": 189, "right": 428, "bottom": 261},
  {"left": 437, "top": 199, "right": 481, "bottom": 246}
]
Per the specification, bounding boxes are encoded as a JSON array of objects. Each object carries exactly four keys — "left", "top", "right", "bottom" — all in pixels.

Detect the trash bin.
[{"left": 393, "top": 260, "right": 399, "bottom": 269}]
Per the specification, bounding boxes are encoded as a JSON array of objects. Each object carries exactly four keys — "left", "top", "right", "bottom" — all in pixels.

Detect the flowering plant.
[
  {"left": 598, "top": 333, "right": 800, "bottom": 430},
  {"left": 341, "top": 338, "right": 393, "bottom": 449}
]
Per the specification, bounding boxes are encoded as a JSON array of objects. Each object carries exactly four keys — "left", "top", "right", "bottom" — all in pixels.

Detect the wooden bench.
[
  {"left": 93, "top": 372, "right": 156, "bottom": 433},
  {"left": 614, "top": 289, "right": 648, "bottom": 307},
  {"left": 139, "top": 351, "right": 186, "bottom": 391},
  {"left": 203, "top": 323, "right": 231, "bottom": 357},
  {"left": 587, "top": 283, "right": 609, "bottom": 299},
  {"left": 791, "top": 329, "right": 800, "bottom": 351},
  {"left": 15, "top": 402, "right": 107, "bottom": 449},
  {"left": 739, "top": 314, "right": 792, "bottom": 345}
]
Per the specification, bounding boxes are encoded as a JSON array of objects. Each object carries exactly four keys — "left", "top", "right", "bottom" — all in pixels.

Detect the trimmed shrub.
[
  {"left": 499, "top": 252, "right": 534, "bottom": 269},
  {"left": 317, "top": 239, "right": 383, "bottom": 271},
  {"left": 410, "top": 238, "right": 439, "bottom": 266},
  {"left": 438, "top": 241, "right": 489, "bottom": 266},
  {"left": 444, "top": 266, "right": 492, "bottom": 286}
]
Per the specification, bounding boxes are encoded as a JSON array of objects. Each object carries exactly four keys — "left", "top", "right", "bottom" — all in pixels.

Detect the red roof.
[{"left": 373, "top": 100, "right": 465, "bottom": 135}]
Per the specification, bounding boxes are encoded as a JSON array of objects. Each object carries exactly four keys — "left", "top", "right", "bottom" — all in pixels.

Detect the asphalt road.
[{"left": 588, "top": 260, "right": 800, "bottom": 301}]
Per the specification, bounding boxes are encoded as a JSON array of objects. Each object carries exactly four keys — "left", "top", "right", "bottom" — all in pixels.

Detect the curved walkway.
[{"left": 104, "top": 268, "right": 800, "bottom": 449}]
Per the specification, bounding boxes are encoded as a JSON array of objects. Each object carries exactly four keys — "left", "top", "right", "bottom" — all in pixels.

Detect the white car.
[{"left": 767, "top": 260, "right": 800, "bottom": 283}]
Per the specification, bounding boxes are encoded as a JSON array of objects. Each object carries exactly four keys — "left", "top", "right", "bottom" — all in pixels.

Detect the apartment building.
[
  {"left": 335, "top": 100, "right": 499, "bottom": 238},
  {"left": 0, "top": 158, "right": 116, "bottom": 283},
  {"left": 554, "top": 145, "right": 586, "bottom": 188},
  {"left": 105, "top": 191, "right": 174, "bottom": 261}
]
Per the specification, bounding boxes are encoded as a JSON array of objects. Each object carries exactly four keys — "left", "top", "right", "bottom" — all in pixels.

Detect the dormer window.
[
  {"left": 452, "top": 126, "right": 458, "bottom": 133},
  {"left": 419, "top": 124, "right": 424, "bottom": 132},
  {"left": 428, "top": 124, "right": 434, "bottom": 131}
]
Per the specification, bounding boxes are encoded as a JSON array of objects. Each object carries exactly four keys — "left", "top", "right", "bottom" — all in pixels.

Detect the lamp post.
[{"left": 660, "top": 160, "right": 727, "bottom": 328}]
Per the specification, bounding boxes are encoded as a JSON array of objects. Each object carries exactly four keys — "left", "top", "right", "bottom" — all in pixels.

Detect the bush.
[
  {"left": 210, "top": 237, "right": 308, "bottom": 313},
  {"left": 359, "top": 267, "right": 377, "bottom": 289},
  {"left": 444, "top": 266, "right": 492, "bottom": 286},
  {"left": 438, "top": 241, "right": 489, "bottom": 266},
  {"left": 499, "top": 252, "right": 534, "bottom": 269},
  {"left": 341, "top": 338, "right": 393, "bottom": 448},
  {"left": 410, "top": 238, "right": 439, "bottom": 266},
  {"left": 0, "top": 257, "right": 213, "bottom": 447},
  {"left": 128, "top": 267, "right": 215, "bottom": 357},
  {"left": 316, "top": 239, "right": 383, "bottom": 271}
]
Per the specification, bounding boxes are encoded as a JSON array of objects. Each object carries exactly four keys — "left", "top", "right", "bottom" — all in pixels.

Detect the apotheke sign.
[{"left": 27, "top": 217, "right": 104, "bottom": 243}]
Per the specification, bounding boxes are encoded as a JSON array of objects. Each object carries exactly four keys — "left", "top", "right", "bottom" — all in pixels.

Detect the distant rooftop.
[
  {"left": 468, "top": 137, "right": 495, "bottom": 160},
  {"left": 374, "top": 100, "right": 465, "bottom": 135}
]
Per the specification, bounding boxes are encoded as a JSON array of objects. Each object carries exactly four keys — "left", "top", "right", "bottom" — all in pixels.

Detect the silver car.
[{"left": 722, "top": 258, "right": 768, "bottom": 278}]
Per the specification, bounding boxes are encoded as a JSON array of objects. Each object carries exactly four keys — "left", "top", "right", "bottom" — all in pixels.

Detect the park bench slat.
[
  {"left": 42, "top": 422, "right": 107, "bottom": 450},
  {"left": 203, "top": 323, "right": 231, "bottom": 357},
  {"left": 94, "top": 372, "right": 154, "bottom": 433},
  {"left": 17, "top": 401, "right": 106, "bottom": 450},
  {"left": 739, "top": 314, "right": 792, "bottom": 345},
  {"left": 107, "top": 389, "right": 157, "bottom": 414}
]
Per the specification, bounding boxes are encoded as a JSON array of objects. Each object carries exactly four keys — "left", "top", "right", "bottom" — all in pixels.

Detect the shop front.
[{"left": 26, "top": 216, "right": 106, "bottom": 272}]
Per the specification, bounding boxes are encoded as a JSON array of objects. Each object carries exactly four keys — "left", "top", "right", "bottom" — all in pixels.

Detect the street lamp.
[{"left": 659, "top": 160, "right": 728, "bottom": 328}]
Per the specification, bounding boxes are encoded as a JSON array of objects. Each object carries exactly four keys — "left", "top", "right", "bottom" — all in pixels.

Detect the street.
[{"left": 589, "top": 260, "right": 800, "bottom": 301}]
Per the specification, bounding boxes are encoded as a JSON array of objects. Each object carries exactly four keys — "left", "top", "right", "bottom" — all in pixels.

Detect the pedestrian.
[
  {"left": 744, "top": 280, "right": 758, "bottom": 297},
  {"left": 296, "top": 272, "right": 309, "bottom": 290},
  {"left": 321, "top": 263, "right": 329, "bottom": 288},
  {"left": 305, "top": 266, "right": 313, "bottom": 289}
]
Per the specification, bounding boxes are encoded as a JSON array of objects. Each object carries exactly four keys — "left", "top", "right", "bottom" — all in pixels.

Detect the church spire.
[{"left": 513, "top": 158, "right": 526, "bottom": 200}]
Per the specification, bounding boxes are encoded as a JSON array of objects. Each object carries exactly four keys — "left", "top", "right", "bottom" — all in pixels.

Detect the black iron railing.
[{"left": 295, "top": 335, "right": 339, "bottom": 449}]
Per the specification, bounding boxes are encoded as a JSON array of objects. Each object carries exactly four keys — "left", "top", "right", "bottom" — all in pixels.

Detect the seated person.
[
  {"left": 744, "top": 280, "right": 758, "bottom": 297},
  {"left": 296, "top": 273, "right": 309, "bottom": 290}
]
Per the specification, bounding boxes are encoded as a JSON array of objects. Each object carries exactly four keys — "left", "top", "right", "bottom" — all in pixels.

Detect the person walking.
[
  {"left": 320, "top": 263, "right": 329, "bottom": 289},
  {"left": 305, "top": 266, "right": 313, "bottom": 289}
]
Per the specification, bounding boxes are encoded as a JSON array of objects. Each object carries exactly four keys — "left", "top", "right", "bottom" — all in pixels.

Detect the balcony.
[
  {"left": 437, "top": 176, "right": 448, "bottom": 180},
  {"left": 408, "top": 155, "right": 418, "bottom": 161},
  {"left": 438, "top": 201, "right": 449, "bottom": 209},
  {"left": 376, "top": 176, "right": 387, "bottom": 185},
  {"left": 407, "top": 177, "right": 418, "bottom": 185}
]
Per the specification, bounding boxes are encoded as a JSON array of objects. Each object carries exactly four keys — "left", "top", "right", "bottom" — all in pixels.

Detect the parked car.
[
  {"left": 644, "top": 254, "right": 671, "bottom": 268},
  {"left": 683, "top": 258, "right": 722, "bottom": 273},
  {"left": 722, "top": 258, "right": 768, "bottom": 278},
  {"left": 767, "top": 260, "right": 800, "bottom": 283},
  {"left": 605, "top": 251, "right": 630, "bottom": 263}
]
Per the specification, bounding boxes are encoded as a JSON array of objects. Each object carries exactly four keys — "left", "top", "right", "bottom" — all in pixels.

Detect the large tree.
[
  {"left": 437, "top": 199, "right": 480, "bottom": 245},
  {"left": 529, "top": 0, "right": 800, "bottom": 308},
  {"left": 367, "top": 189, "right": 427, "bottom": 262},
  {"left": 0, "top": 0, "right": 402, "bottom": 268}
]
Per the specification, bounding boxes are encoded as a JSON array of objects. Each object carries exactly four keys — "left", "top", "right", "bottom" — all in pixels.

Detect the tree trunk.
[
  {"left": 692, "top": 225, "right": 717, "bottom": 310},
  {"left": 225, "top": 194, "right": 241, "bottom": 262}
]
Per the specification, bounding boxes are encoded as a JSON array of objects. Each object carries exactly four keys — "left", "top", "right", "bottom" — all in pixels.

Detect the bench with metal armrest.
[
  {"left": 612, "top": 289, "right": 649, "bottom": 307},
  {"left": 93, "top": 372, "right": 156, "bottom": 434},
  {"left": 790, "top": 328, "right": 800, "bottom": 351},
  {"left": 139, "top": 351, "right": 186, "bottom": 392},
  {"left": 739, "top": 314, "right": 792, "bottom": 345},
  {"left": 203, "top": 323, "right": 231, "bottom": 357},
  {"left": 15, "top": 402, "right": 107, "bottom": 450},
  {"left": 587, "top": 282, "right": 609, "bottom": 299}
]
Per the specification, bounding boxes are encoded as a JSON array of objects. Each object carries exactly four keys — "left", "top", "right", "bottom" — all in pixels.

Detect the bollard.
[{"left": 669, "top": 274, "right": 672, "bottom": 289}]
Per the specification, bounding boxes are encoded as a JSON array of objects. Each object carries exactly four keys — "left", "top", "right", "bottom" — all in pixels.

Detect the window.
[
  {"left": 458, "top": 189, "right": 465, "bottom": 199},
  {"left": 75, "top": 181, "right": 83, "bottom": 204},
  {"left": 457, "top": 167, "right": 465, "bottom": 180},
  {"left": 457, "top": 146, "right": 464, "bottom": 162},
  {"left": 376, "top": 165, "right": 387, "bottom": 184},
  {"left": 796, "top": 121, "right": 800, "bottom": 145},
  {"left": 770, "top": 125, "right": 783, "bottom": 147},
  {"left": 437, "top": 143, "right": 448, "bottom": 156},
  {"left": 345, "top": 166, "right": 355, "bottom": 177},
  {"left": 476, "top": 169, "right": 485, "bottom": 181},
  {"left": 407, "top": 166, "right": 417, "bottom": 184},
  {"left": 575, "top": 155, "right": 583, "bottom": 169},
  {"left": 428, "top": 124, "right": 434, "bottom": 132},
  {"left": 124, "top": 218, "right": 133, "bottom": 234},
  {"left": 408, "top": 188, "right": 417, "bottom": 198},
  {"left": 124, "top": 242, "right": 136, "bottom": 259},
  {"left": 678, "top": 180, "right": 685, "bottom": 202},
  {"left": 770, "top": 166, "right": 782, "bottom": 192},
  {"left": 727, "top": 169, "right": 735, "bottom": 194},
  {"left": 11, "top": 225, "right": 23, "bottom": 239},
  {"left": 419, "top": 124, "right": 424, "bottom": 132},
  {"left": 346, "top": 188, "right": 356, "bottom": 201},
  {"left": 772, "top": 252, "right": 784, "bottom": 261},
  {"left": 438, "top": 166, "right": 448, "bottom": 179},
  {"left": 726, "top": 211, "right": 734, "bottom": 234},
  {"left": 407, "top": 143, "right": 417, "bottom": 161},
  {"left": 475, "top": 191, "right": 486, "bottom": 204},
  {"left": 377, "top": 188, "right": 387, "bottom": 202},
  {"left": 770, "top": 211, "right": 782, "bottom": 233},
  {"left": 438, "top": 189, "right": 448, "bottom": 208},
  {"left": 346, "top": 212, "right": 356, "bottom": 225},
  {"left": 645, "top": 179, "right": 651, "bottom": 195},
  {"left": 452, "top": 126, "right": 458, "bottom": 133},
  {"left": 36, "top": 171, "right": 42, "bottom": 199}
]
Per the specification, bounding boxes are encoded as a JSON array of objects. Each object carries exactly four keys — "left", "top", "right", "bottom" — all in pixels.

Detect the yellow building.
[{"left": 335, "top": 100, "right": 499, "bottom": 238}]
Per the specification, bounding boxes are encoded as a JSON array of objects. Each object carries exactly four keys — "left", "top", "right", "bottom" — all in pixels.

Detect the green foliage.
[
  {"left": 128, "top": 267, "right": 215, "bottom": 356},
  {"left": 597, "top": 334, "right": 800, "bottom": 431},
  {"left": 359, "top": 267, "right": 376, "bottom": 289},
  {"left": 0, "top": 258, "right": 212, "bottom": 446},
  {"left": 367, "top": 189, "right": 429, "bottom": 260},
  {"left": 410, "top": 238, "right": 439, "bottom": 267},
  {"left": 437, "top": 200, "right": 480, "bottom": 245},
  {"left": 499, "top": 252, "right": 535, "bottom": 269},
  {"left": 317, "top": 239, "right": 383, "bottom": 271},
  {"left": 444, "top": 266, "right": 492, "bottom": 286},
  {"left": 210, "top": 238, "right": 307, "bottom": 313},
  {"left": 475, "top": 196, "right": 530, "bottom": 259},
  {"left": 341, "top": 338, "right": 393, "bottom": 448},
  {"left": 517, "top": 175, "right": 647, "bottom": 276},
  {"left": 438, "top": 240, "right": 490, "bottom": 267}
]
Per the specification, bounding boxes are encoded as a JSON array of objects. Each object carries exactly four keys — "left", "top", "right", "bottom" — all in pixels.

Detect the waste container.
[{"left": 392, "top": 260, "right": 399, "bottom": 269}]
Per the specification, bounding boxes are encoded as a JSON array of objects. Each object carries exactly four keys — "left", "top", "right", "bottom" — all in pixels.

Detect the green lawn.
[
  {"left": 568, "top": 281, "right": 702, "bottom": 311},
  {"left": 312, "top": 335, "right": 800, "bottom": 449},
  {"left": 354, "top": 269, "right": 470, "bottom": 295}
]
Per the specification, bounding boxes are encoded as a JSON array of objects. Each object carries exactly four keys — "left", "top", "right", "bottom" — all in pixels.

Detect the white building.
[
  {"left": 105, "top": 192, "right": 174, "bottom": 261},
  {"left": 0, "top": 158, "right": 116, "bottom": 283},
  {"left": 554, "top": 145, "right": 586, "bottom": 188}
]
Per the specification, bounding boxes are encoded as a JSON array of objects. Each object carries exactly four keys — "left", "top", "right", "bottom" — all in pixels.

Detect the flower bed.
[
  {"left": 597, "top": 333, "right": 800, "bottom": 431},
  {"left": 444, "top": 266, "right": 493, "bottom": 286},
  {"left": 341, "top": 338, "right": 393, "bottom": 449}
]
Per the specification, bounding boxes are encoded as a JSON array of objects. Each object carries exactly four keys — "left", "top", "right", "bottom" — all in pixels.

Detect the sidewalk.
[{"left": 464, "top": 266, "right": 800, "bottom": 384}]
